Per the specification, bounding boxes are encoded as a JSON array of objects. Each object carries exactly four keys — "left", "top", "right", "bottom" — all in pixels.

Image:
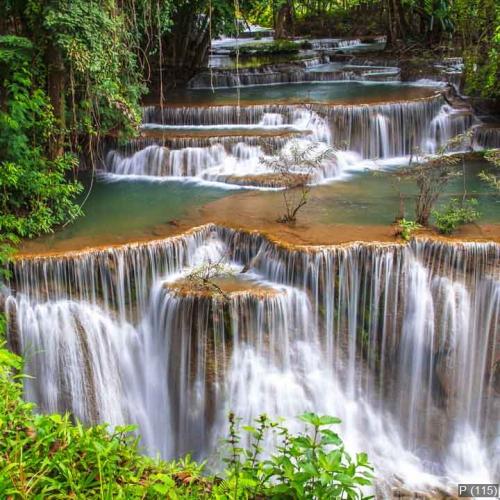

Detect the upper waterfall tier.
[
  {"left": 100, "top": 93, "right": 477, "bottom": 186},
  {"left": 207, "top": 36, "right": 387, "bottom": 71},
  {"left": 142, "top": 88, "right": 440, "bottom": 124},
  {"left": 5, "top": 226, "right": 500, "bottom": 495},
  {"left": 187, "top": 63, "right": 401, "bottom": 89}
]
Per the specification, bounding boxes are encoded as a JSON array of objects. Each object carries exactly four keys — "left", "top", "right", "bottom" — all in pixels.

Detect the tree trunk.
[
  {"left": 385, "top": 0, "right": 404, "bottom": 49},
  {"left": 275, "top": 0, "right": 294, "bottom": 39},
  {"left": 46, "top": 40, "right": 66, "bottom": 159},
  {"left": 160, "top": 5, "right": 211, "bottom": 88}
]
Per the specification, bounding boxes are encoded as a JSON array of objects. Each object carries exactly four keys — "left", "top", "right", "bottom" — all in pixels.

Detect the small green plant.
[
  {"left": 218, "top": 412, "right": 374, "bottom": 499},
  {"left": 233, "top": 40, "right": 301, "bottom": 55},
  {"left": 260, "top": 141, "right": 335, "bottom": 224},
  {"left": 479, "top": 149, "right": 500, "bottom": 192},
  {"left": 397, "top": 219, "right": 421, "bottom": 241},
  {"left": 432, "top": 198, "right": 481, "bottom": 234}
]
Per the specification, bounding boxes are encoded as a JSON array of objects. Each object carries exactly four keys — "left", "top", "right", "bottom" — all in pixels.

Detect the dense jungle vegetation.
[{"left": 0, "top": 0, "right": 499, "bottom": 496}]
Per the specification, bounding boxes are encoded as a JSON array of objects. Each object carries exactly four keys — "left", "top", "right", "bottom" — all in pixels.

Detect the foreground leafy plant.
[
  {"left": 218, "top": 412, "right": 374, "bottom": 499},
  {"left": 432, "top": 198, "right": 481, "bottom": 234},
  {"left": 0, "top": 333, "right": 210, "bottom": 499}
]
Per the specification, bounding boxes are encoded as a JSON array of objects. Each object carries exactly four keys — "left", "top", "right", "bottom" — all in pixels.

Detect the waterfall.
[
  {"left": 168, "top": 145, "right": 227, "bottom": 177},
  {"left": 105, "top": 142, "right": 269, "bottom": 182},
  {"left": 112, "top": 135, "right": 289, "bottom": 154},
  {"left": 5, "top": 226, "right": 499, "bottom": 494},
  {"left": 142, "top": 96, "right": 447, "bottom": 127},
  {"left": 188, "top": 66, "right": 305, "bottom": 89},
  {"left": 474, "top": 125, "right": 500, "bottom": 150},
  {"left": 424, "top": 104, "right": 475, "bottom": 153},
  {"left": 140, "top": 95, "right": 474, "bottom": 158},
  {"left": 6, "top": 296, "right": 142, "bottom": 427},
  {"left": 187, "top": 65, "right": 400, "bottom": 89},
  {"left": 375, "top": 114, "right": 390, "bottom": 158},
  {"left": 308, "top": 38, "right": 362, "bottom": 50},
  {"left": 324, "top": 96, "right": 475, "bottom": 157},
  {"left": 104, "top": 93, "right": 480, "bottom": 186},
  {"left": 104, "top": 110, "right": 334, "bottom": 184},
  {"left": 106, "top": 145, "right": 169, "bottom": 176}
]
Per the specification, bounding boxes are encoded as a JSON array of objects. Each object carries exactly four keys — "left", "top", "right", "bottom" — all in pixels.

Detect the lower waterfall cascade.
[{"left": 5, "top": 226, "right": 500, "bottom": 495}]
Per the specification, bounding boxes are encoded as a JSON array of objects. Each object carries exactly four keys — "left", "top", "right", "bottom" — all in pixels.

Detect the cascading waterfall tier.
[
  {"left": 141, "top": 95, "right": 446, "bottom": 127},
  {"left": 308, "top": 38, "right": 363, "bottom": 50},
  {"left": 4, "top": 226, "right": 500, "bottom": 496},
  {"left": 102, "top": 93, "right": 479, "bottom": 186},
  {"left": 103, "top": 138, "right": 336, "bottom": 186},
  {"left": 187, "top": 64, "right": 400, "bottom": 89},
  {"left": 141, "top": 94, "right": 474, "bottom": 159},
  {"left": 108, "top": 135, "right": 290, "bottom": 155},
  {"left": 473, "top": 125, "right": 500, "bottom": 150}
]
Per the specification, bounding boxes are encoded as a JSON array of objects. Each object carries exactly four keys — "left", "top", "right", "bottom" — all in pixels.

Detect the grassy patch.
[{"left": 231, "top": 40, "right": 303, "bottom": 56}]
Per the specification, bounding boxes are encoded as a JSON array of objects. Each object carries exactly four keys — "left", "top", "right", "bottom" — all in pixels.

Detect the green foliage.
[
  {"left": 0, "top": 35, "right": 82, "bottom": 261},
  {"left": 480, "top": 149, "right": 500, "bottom": 191},
  {"left": 404, "top": 134, "right": 473, "bottom": 227},
  {"left": 432, "top": 198, "right": 481, "bottom": 234},
  {"left": 0, "top": 333, "right": 211, "bottom": 498},
  {"left": 234, "top": 39, "right": 301, "bottom": 55},
  {"left": 397, "top": 219, "right": 421, "bottom": 241},
  {"left": 40, "top": 0, "right": 145, "bottom": 140},
  {"left": 0, "top": 2, "right": 167, "bottom": 268},
  {"left": 1, "top": 1, "right": 151, "bottom": 145},
  {"left": 218, "top": 411, "right": 374, "bottom": 499},
  {"left": 453, "top": 0, "right": 500, "bottom": 98}
]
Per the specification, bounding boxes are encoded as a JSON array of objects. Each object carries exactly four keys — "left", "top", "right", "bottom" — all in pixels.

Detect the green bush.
[
  {"left": 432, "top": 198, "right": 481, "bottom": 234},
  {"left": 0, "top": 36, "right": 83, "bottom": 243},
  {"left": 397, "top": 219, "right": 421, "bottom": 241},
  {"left": 218, "top": 412, "right": 374, "bottom": 499}
]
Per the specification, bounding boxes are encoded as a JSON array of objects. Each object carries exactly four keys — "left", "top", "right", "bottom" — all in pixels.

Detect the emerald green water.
[
  {"left": 24, "top": 179, "right": 231, "bottom": 252},
  {"left": 23, "top": 160, "right": 499, "bottom": 254},
  {"left": 311, "top": 160, "right": 499, "bottom": 224},
  {"left": 165, "top": 82, "right": 434, "bottom": 106}
]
